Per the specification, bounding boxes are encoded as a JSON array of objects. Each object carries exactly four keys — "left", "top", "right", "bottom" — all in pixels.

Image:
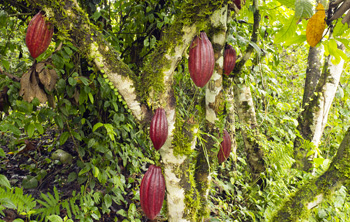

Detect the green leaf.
[
  {"left": 285, "top": 34, "right": 306, "bottom": 46},
  {"left": 78, "top": 76, "right": 90, "bottom": 85},
  {"left": 0, "top": 174, "right": 11, "bottom": 189},
  {"left": 93, "top": 166, "right": 100, "bottom": 178},
  {"left": 0, "top": 10, "right": 7, "bottom": 28},
  {"left": 63, "top": 46, "right": 73, "bottom": 56},
  {"left": 26, "top": 123, "right": 35, "bottom": 138},
  {"left": 35, "top": 123, "right": 44, "bottom": 135},
  {"left": 249, "top": 42, "right": 261, "bottom": 57},
  {"left": 2, "top": 59, "right": 10, "bottom": 70},
  {"left": 68, "top": 77, "right": 77, "bottom": 86},
  {"left": 0, "top": 148, "right": 5, "bottom": 157},
  {"left": 47, "top": 215, "right": 63, "bottom": 222},
  {"left": 92, "top": 122, "right": 103, "bottom": 132},
  {"left": 294, "top": 0, "right": 313, "bottom": 20},
  {"left": 104, "top": 194, "right": 112, "bottom": 209},
  {"left": 274, "top": 16, "right": 298, "bottom": 44},
  {"left": 277, "top": 0, "right": 295, "bottom": 8},
  {"left": 333, "top": 21, "right": 348, "bottom": 37},
  {"left": 55, "top": 115, "right": 64, "bottom": 129},
  {"left": 128, "top": 203, "right": 136, "bottom": 217},
  {"left": 79, "top": 163, "right": 92, "bottom": 175},
  {"left": 117, "top": 209, "right": 127, "bottom": 217},
  {"left": 60, "top": 132, "right": 70, "bottom": 145},
  {"left": 67, "top": 172, "right": 77, "bottom": 183},
  {"left": 88, "top": 93, "right": 94, "bottom": 104},
  {"left": 87, "top": 138, "right": 96, "bottom": 148},
  {"left": 71, "top": 131, "right": 82, "bottom": 141},
  {"left": 0, "top": 197, "right": 16, "bottom": 209},
  {"left": 104, "top": 123, "right": 116, "bottom": 141}
]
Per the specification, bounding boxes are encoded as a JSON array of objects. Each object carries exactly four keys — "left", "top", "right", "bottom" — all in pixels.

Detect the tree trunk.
[
  {"left": 293, "top": 44, "right": 345, "bottom": 171},
  {"left": 195, "top": 6, "right": 228, "bottom": 220},
  {"left": 272, "top": 126, "right": 350, "bottom": 221},
  {"left": 302, "top": 47, "right": 322, "bottom": 107},
  {"left": 234, "top": 79, "right": 265, "bottom": 181}
]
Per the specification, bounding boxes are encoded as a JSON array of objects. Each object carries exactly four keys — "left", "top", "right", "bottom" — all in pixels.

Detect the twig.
[{"left": 0, "top": 66, "right": 21, "bottom": 82}]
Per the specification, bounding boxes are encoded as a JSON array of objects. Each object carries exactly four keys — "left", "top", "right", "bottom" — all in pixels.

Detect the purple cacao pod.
[
  {"left": 217, "top": 129, "right": 232, "bottom": 164},
  {"left": 150, "top": 108, "right": 168, "bottom": 150},
  {"left": 26, "top": 11, "right": 54, "bottom": 59},
  {"left": 188, "top": 32, "right": 215, "bottom": 88},
  {"left": 223, "top": 45, "right": 237, "bottom": 76},
  {"left": 140, "top": 165, "right": 166, "bottom": 220}
]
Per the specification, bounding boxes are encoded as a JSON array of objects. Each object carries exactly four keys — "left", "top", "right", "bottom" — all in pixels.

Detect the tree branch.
[
  {"left": 232, "top": 0, "right": 260, "bottom": 75},
  {"left": 0, "top": 66, "right": 21, "bottom": 82},
  {"left": 272, "top": 127, "right": 350, "bottom": 221}
]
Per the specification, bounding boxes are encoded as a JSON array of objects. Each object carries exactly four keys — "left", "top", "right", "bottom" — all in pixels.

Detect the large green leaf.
[
  {"left": 294, "top": 0, "right": 313, "bottom": 20},
  {"left": 274, "top": 16, "right": 298, "bottom": 44},
  {"left": 277, "top": 0, "right": 295, "bottom": 8}
]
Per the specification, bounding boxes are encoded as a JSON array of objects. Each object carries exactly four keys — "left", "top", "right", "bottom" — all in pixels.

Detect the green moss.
[{"left": 137, "top": 0, "right": 226, "bottom": 104}]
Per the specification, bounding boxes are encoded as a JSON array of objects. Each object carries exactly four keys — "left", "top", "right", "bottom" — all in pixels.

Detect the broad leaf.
[
  {"left": 275, "top": 16, "right": 298, "bottom": 44},
  {"left": 295, "top": 0, "right": 313, "bottom": 20}
]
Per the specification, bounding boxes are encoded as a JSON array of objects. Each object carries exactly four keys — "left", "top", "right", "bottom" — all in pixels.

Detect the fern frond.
[
  {"left": 0, "top": 187, "right": 36, "bottom": 214},
  {"left": 35, "top": 187, "right": 61, "bottom": 221}
]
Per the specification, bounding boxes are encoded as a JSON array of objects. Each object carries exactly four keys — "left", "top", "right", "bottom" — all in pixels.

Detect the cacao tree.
[{"left": 1, "top": 0, "right": 350, "bottom": 221}]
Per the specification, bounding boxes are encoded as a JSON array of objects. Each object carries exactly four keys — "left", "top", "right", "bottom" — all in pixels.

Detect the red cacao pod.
[
  {"left": 188, "top": 32, "right": 215, "bottom": 88},
  {"left": 140, "top": 165, "right": 166, "bottom": 220},
  {"left": 217, "top": 129, "right": 232, "bottom": 164},
  {"left": 234, "top": 0, "right": 245, "bottom": 10},
  {"left": 150, "top": 108, "right": 168, "bottom": 150},
  {"left": 223, "top": 45, "right": 237, "bottom": 76},
  {"left": 26, "top": 12, "right": 54, "bottom": 59}
]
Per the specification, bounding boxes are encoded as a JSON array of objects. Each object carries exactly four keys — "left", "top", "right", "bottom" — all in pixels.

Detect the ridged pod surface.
[
  {"left": 140, "top": 165, "right": 165, "bottom": 220},
  {"left": 217, "top": 129, "right": 232, "bottom": 164},
  {"left": 26, "top": 12, "right": 54, "bottom": 59},
  {"left": 150, "top": 108, "right": 168, "bottom": 150},
  {"left": 188, "top": 32, "right": 215, "bottom": 88},
  {"left": 223, "top": 45, "right": 237, "bottom": 76}
]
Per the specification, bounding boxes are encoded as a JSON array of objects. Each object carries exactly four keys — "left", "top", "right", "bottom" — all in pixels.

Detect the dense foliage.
[{"left": 1, "top": 0, "right": 350, "bottom": 221}]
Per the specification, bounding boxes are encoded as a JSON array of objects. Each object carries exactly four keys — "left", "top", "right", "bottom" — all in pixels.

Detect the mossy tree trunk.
[
  {"left": 293, "top": 43, "right": 345, "bottom": 171},
  {"left": 302, "top": 47, "right": 322, "bottom": 107},
  {"left": 234, "top": 79, "right": 265, "bottom": 181},
  {"left": 194, "top": 5, "right": 228, "bottom": 220},
  {"left": 231, "top": 0, "right": 265, "bottom": 182},
  {"left": 272, "top": 126, "right": 350, "bottom": 221}
]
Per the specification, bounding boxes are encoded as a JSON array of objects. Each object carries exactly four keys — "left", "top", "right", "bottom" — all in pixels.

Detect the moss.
[{"left": 137, "top": 0, "right": 226, "bottom": 105}]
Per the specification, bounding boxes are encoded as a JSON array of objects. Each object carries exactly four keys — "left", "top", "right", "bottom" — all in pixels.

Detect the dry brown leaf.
[
  {"left": 20, "top": 70, "right": 48, "bottom": 103},
  {"left": 38, "top": 68, "right": 58, "bottom": 92},
  {"left": 47, "top": 94, "right": 56, "bottom": 108},
  {"left": 35, "top": 62, "right": 45, "bottom": 73}
]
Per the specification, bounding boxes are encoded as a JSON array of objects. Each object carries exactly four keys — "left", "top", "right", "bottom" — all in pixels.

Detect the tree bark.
[
  {"left": 272, "top": 126, "right": 350, "bottom": 221},
  {"left": 302, "top": 47, "right": 322, "bottom": 107},
  {"left": 194, "top": 5, "right": 228, "bottom": 220},
  {"left": 293, "top": 44, "right": 345, "bottom": 171},
  {"left": 234, "top": 80, "right": 265, "bottom": 181}
]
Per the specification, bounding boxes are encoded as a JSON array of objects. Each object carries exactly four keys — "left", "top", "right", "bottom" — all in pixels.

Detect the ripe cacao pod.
[
  {"left": 217, "top": 129, "right": 232, "bottom": 164},
  {"left": 234, "top": 0, "right": 245, "bottom": 10},
  {"left": 188, "top": 32, "right": 215, "bottom": 88},
  {"left": 150, "top": 108, "right": 168, "bottom": 150},
  {"left": 223, "top": 45, "right": 236, "bottom": 76},
  {"left": 26, "top": 11, "right": 54, "bottom": 59},
  {"left": 140, "top": 165, "right": 166, "bottom": 220}
]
